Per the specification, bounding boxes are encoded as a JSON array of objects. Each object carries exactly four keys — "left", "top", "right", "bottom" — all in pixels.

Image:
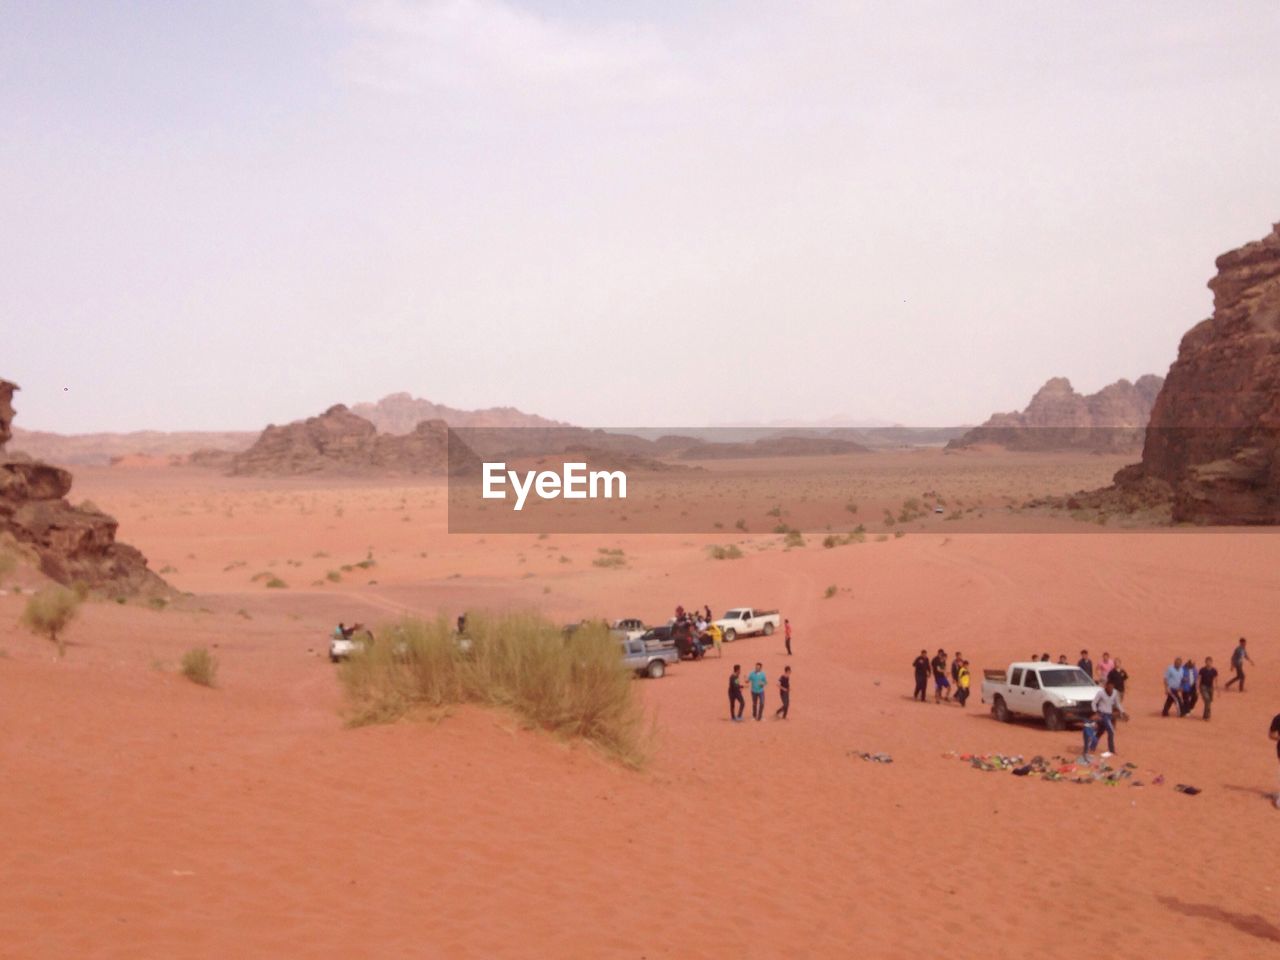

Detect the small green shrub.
[
  {"left": 823, "top": 584, "right": 838, "bottom": 599},
  {"left": 783, "top": 530, "right": 805, "bottom": 549},
  {"left": 265, "top": 577, "right": 287, "bottom": 589},
  {"left": 180, "top": 647, "right": 218, "bottom": 687}
]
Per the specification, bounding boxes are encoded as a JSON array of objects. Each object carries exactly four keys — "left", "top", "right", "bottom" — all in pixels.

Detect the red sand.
[{"left": 2, "top": 459, "right": 1277, "bottom": 958}]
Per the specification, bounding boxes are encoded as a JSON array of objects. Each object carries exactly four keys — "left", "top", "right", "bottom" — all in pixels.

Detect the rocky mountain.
[
  {"left": 229, "top": 405, "right": 478, "bottom": 476},
  {"left": 350, "top": 393, "right": 569, "bottom": 434},
  {"left": 949, "top": 375, "right": 1164, "bottom": 451},
  {"left": 0, "top": 380, "right": 168, "bottom": 595},
  {"left": 1111, "top": 221, "right": 1280, "bottom": 523}
]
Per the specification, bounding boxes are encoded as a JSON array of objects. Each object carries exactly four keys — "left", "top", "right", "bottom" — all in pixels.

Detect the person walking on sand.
[
  {"left": 775, "top": 666, "right": 791, "bottom": 719},
  {"left": 956, "top": 660, "right": 972, "bottom": 708},
  {"left": 1162, "top": 657, "right": 1186, "bottom": 717},
  {"left": 1181, "top": 659, "right": 1199, "bottom": 717},
  {"left": 951, "top": 651, "right": 963, "bottom": 692},
  {"left": 912, "top": 649, "right": 931, "bottom": 702},
  {"left": 1225, "top": 638, "right": 1254, "bottom": 692},
  {"left": 1199, "top": 656, "right": 1218, "bottom": 720},
  {"left": 1091, "top": 679, "right": 1127, "bottom": 756},
  {"left": 747, "top": 662, "right": 768, "bottom": 721},
  {"left": 783, "top": 618, "right": 793, "bottom": 656},
  {"left": 728, "top": 664, "right": 746, "bottom": 722},
  {"left": 932, "top": 648, "right": 951, "bottom": 703}
]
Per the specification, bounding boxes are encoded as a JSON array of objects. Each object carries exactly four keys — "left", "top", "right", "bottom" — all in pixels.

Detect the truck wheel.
[
  {"left": 763, "top": 622, "right": 775, "bottom": 636},
  {"left": 723, "top": 629, "right": 736, "bottom": 642},
  {"left": 1043, "top": 705, "right": 1066, "bottom": 731},
  {"left": 993, "top": 696, "right": 1011, "bottom": 723},
  {"left": 647, "top": 660, "right": 665, "bottom": 679}
]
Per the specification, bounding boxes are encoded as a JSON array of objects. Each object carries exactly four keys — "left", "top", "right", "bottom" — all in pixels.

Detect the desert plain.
[{"left": 2, "top": 449, "right": 1278, "bottom": 959}]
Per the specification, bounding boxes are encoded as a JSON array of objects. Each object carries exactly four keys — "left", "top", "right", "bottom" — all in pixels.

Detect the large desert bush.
[
  {"left": 20, "top": 586, "right": 80, "bottom": 656},
  {"left": 340, "top": 613, "right": 648, "bottom": 766}
]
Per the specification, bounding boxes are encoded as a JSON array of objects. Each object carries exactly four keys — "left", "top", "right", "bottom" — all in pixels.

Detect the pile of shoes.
[{"left": 946, "top": 752, "right": 1188, "bottom": 790}]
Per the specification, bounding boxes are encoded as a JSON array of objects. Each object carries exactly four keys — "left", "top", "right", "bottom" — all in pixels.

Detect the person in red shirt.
[{"left": 783, "top": 618, "right": 793, "bottom": 656}]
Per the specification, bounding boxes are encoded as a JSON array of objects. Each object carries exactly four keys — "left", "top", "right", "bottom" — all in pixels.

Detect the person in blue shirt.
[
  {"left": 1180, "top": 659, "right": 1199, "bottom": 716},
  {"left": 747, "top": 662, "right": 768, "bottom": 721},
  {"left": 1162, "top": 658, "right": 1186, "bottom": 717}
]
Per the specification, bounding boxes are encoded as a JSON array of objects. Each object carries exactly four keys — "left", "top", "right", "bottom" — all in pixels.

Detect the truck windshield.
[
  {"left": 1039, "top": 668, "right": 1094, "bottom": 687},
  {"left": 725, "top": 610, "right": 746, "bottom": 619}
]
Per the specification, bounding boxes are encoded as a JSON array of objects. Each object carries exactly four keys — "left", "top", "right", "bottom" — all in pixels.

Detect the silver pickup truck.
[{"left": 620, "top": 637, "right": 678, "bottom": 679}]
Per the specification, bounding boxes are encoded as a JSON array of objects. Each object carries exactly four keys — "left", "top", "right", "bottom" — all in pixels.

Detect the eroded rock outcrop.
[
  {"left": 0, "top": 380, "right": 169, "bottom": 595},
  {"left": 1116, "top": 222, "right": 1280, "bottom": 523},
  {"left": 949, "top": 375, "right": 1163, "bottom": 451},
  {"left": 230, "top": 405, "right": 470, "bottom": 475}
]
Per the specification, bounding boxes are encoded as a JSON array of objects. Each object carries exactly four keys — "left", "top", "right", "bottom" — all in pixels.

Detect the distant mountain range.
[{"left": 947, "top": 375, "right": 1164, "bottom": 452}]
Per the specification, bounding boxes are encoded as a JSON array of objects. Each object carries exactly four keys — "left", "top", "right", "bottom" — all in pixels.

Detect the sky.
[{"left": 3, "top": 0, "right": 1279, "bottom": 433}]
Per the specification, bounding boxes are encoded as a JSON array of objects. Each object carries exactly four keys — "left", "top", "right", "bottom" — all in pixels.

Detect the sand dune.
[{"left": 2, "top": 459, "right": 1277, "bottom": 958}]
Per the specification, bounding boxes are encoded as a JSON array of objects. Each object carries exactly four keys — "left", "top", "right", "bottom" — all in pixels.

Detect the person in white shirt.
[{"left": 1091, "top": 680, "right": 1128, "bottom": 755}]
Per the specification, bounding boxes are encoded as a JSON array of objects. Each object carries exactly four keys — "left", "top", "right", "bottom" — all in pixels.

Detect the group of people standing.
[
  {"left": 911, "top": 649, "right": 972, "bottom": 706},
  {"left": 728, "top": 662, "right": 791, "bottom": 721}
]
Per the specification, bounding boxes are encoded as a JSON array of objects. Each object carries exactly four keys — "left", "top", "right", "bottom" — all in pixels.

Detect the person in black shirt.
[
  {"left": 1107, "top": 658, "right": 1129, "bottom": 704},
  {"left": 931, "top": 649, "right": 951, "bottom": 703},
  {"left": 728, "top": 664, "right": 745, "bottom": 722},
  {"left": 775, "top": 666, "right": 791, "bottom": 719},
  {"left": 912, "top": 650, "right": 930, "bottom": 702},
  {"left": 1199, "top": 657, "right": 1218, "bottom": 720},
  {"left": 1270, "top": 713, "right": 1280, "bottom": 808},
  {"left": 1077, "top": 649, "right": 1093, "bottom": 680}
]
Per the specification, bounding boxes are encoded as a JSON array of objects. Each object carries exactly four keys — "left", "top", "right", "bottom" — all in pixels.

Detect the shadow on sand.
[{"left": 1157, "top": 895, "right": 1280, "bottom": 943}]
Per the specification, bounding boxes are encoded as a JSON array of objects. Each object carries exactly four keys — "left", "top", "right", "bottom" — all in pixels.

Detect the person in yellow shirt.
[
  {"left": 956, "top": 659, "right": 972, "bottom": 708},
  {"left": 705, "top": 623, "right": 724, "bottom": 658}
]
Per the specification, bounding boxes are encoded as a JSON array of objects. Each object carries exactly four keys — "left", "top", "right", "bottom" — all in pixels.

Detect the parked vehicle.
[
  {"left": 610, "top": 618, "right": 648, "bottom": 641},
  {"left": 712, "top": 607, "right": 781, "bottom": 642},
  {"left": 980, "top": 661, "right": 1101, "bottom": 730},
  {"left": 620, "top": 637, "right": 679, "bottom": 678},
  {"left": 329, "top": 625, "right": 375, "bottom": 663}
]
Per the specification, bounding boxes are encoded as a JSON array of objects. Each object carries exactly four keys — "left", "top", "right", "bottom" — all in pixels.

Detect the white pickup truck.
[
  {"left": 981, "top": 662, "right": 1101, "bottom": 730},
  {"left": 712, "top": 607, "right": 781, "bottom": 642}
]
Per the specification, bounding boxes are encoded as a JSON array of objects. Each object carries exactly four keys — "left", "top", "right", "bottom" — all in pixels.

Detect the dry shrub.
[
  {"left": 340, "top": 613, "right": 649, "bottom": 767},
  {"left": 180, "top": 647, "right": 218, "bottom": 687},
  {"left": 20, "top": 586, "right": 80, "bottom": 656}
]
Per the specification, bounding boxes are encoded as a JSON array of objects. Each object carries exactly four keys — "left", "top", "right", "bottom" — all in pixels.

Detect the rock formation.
[
  {"left": 949, "top": 375, "right": 1163, "bottom": 451},
  {"left": 1114, "top": 221, "right": 1280, "bottom": 523},
  {"left": 0, "top": 380, "right": 168, "bottom": 595},
  {"left": 350, "top": 393, "right": 569, "bottom": 434},
  {"left": 230, "top": 405, "right": 475, "bottom": 475}
]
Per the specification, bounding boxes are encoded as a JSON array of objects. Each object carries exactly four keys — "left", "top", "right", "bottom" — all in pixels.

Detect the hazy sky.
[{"left": 4, "top": 0, "right": 1279, "bottom": 433}]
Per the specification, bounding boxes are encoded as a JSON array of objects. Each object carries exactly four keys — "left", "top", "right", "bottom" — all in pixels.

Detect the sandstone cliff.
[
  {"left": 0, "top": 380, "right": 168, "bottom": 595},
  {"left": 1116, "top": 222, "right": 1280, "bottom": 522},
  {"left": 949, "top": 375, "right": 1163, "bottom": 451}
]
